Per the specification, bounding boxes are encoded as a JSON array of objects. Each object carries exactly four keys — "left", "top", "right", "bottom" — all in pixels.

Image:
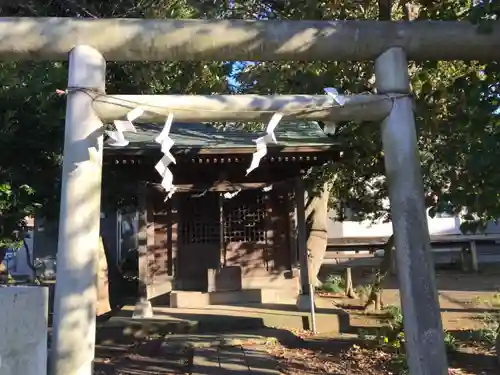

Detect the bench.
[
  {"left": 428, "top": 234, "right": 500, "bottom": 272},
  {"left": 322, "top": 249, "right": 382, "bottom": 267},
  {"left": 324, "top": 234, "right": 500, "bottom": 272}
]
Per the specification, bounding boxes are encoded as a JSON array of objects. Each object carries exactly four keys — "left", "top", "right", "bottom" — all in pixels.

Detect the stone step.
[
  {"left": 95, "top": 316, "right": 265, "bottom": 345},
  {"left": 191, "top": 345, "right": 280, "bottom": 374}
]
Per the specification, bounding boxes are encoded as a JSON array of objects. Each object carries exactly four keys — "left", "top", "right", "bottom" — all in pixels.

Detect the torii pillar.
[
  {"left": 50, "top": 45, "right": 106, "bottom": 375},
  {"left": 376, "top": 47, "right": 448, "bottom": 375}
]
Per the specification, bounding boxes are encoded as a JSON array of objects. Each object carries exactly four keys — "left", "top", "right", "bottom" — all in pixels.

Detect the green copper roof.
[{"left": 105, "top": 121, "right": 338, "bottom": 151}]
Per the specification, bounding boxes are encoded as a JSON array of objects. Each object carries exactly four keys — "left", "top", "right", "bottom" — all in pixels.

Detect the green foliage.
[
  {"left": 0, "top": 60, "right": 67, "bottom": 245},
  {"left": 232, "top": 0, "right": 500, "bottom": 232},
  {"left": 0, "top": 1, "right": 232, "bottom": 244},
  {"left": 362, "top": 305, "right": 458, "bottom": 373},
  {"left": 382, "top": 305, "right": 404, "bottom": 330},
  {"left": 354, "top": 283, "right": 372, "bottom": 298},
  {"left": 0, "top": 183, "right": 36, "bottom": 248},
  {"left": 476, "top": 315, "right": 500, "bottom": 345},
  {"left": 471, "top": 293, "right": 500, "bottom": 344},
  {"left": 317, "top": 274, "right": 345, "bottom": 293},
  {"left": 357, "top": 305, "right": 408, "bottom": 373}
]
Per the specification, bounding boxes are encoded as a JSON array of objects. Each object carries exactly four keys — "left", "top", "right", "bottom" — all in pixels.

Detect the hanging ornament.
[
  {"left": 246, "top": 112, "right": 283, "bottom": 175},
  {"left": 106, "top": 107, "right": 144, "bottom": 147},
  {"left": 154, "top": 113, "right": 177, "bottom": 200}
]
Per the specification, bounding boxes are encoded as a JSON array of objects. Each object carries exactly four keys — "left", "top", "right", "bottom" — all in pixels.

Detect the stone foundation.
[
  {"left": 170, "top": 272, "right": 300, "bottom": 308},
  {"left": 170, "top": 288, "right": 299, "bottom": 308}
]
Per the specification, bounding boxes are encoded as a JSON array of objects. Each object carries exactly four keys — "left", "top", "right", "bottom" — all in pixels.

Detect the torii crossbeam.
[{"left": 0, "top": 17, "right": 499, "bottom": 61}]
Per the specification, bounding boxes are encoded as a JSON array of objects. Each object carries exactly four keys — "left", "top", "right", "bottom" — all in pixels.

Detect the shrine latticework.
[{"left": 223, "top": 191, "right": 267, "bottom": 244}]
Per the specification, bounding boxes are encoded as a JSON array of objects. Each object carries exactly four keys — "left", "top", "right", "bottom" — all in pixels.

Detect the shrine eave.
[{"left": 103, "top": 120, "right": 340, "bottom": 156}]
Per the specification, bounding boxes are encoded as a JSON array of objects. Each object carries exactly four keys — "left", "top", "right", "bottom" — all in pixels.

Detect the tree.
[
  {"left": 0, "top": 61, "right": 66, "bottom": 268},
  {"left": 232, "top": 0, "right": 500, "bottom": 306},
  {"left": 0, "top": 0, "right": 233, "bottom": 272}
]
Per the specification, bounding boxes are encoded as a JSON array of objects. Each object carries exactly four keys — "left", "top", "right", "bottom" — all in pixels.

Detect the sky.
[
  {"left": 227, "top": 61, "right": 252, "bottom": 90},
  {"left": 227, "top": 62, "right": 243, "bottom": 89}
]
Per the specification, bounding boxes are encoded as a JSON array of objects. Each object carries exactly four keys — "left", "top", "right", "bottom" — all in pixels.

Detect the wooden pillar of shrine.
[
  {"left": 294, "top": 177, "right": 311, "bottom": 298},
  {"left": 133, "top": 182, "right": 153, "bottom": 318}
]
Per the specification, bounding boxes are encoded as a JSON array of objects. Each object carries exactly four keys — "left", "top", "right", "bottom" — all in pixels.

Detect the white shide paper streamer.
[
  {"left": 324, "top": 87, "right": 346, "bottom": 105},
  {"left": 106, "top": 107, "right": 144, "bottom": 147},
  {"left": 192, "top": 189, "right": 208, "bottom": 198},
  {"left": 154, "top": 113, "right": 177, "bottom": 200},
  {"left": 224, "top": 189, "right": 241, "bottom": 199},
  {"left": 246, "top": 112, "right": 283, "bottom": 176},
  {"left": 262, "top": 184, "right": 273, "bottom": 192},
  {"left": 323, "top": 88, "right": 346, "bottom": 135}
]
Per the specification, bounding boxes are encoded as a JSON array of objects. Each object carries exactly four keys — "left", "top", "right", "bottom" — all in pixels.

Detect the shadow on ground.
[
  {"left": 92, "top": 311, "right": 500, "bottom": 375},
  {"left": 93, "top": 324, "right": 361, "bottom": 375}
]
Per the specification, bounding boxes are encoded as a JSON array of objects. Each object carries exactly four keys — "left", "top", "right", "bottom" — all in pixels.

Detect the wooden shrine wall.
[{"left": 143, "top": 182, "right": 296, "bottom": 295}]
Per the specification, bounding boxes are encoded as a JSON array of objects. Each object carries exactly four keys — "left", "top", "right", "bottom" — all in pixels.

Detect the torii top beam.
[{"left": 1, "top": 17, "right": 499, "bottom": 62}]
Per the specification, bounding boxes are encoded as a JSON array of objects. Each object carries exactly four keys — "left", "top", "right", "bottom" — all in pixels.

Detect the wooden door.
[
  {"left": 177, "top": 193, "right": 221, "bottom": 291},
  {"left": 221, "top": 190, "right": 270, "bottom": 280},
  {"left": 219, "top": 189, "right": 292, "bottom": 289}
]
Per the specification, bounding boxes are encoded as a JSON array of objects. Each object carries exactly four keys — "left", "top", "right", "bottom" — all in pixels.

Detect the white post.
[
  {"left": 375, "top": 47, "right": 449, "bottom": 375},
  {"left": 50, "top": 45, "right": 106, "bottom": 375}
]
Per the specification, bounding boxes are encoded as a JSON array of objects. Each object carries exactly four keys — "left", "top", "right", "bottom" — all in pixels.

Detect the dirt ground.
[
  {"left": 94, "top": 339, "right": 192, "bottom": 374},
  {"left": 267, "top": 339, "right": 497, "bottom": 375},
  {"left": 345, "top": 267, "right": 500, "bottom": 330},
  {"left": 280, "top": 268, "right": 500, "bottom": 375},
  {"left": 93, "top": 269, "right": 500, "bottom": 374}
]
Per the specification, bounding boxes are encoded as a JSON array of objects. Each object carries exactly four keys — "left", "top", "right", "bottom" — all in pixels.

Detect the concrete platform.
[{"left": 95, "top": 300, "right": 349, "bottom": 345}]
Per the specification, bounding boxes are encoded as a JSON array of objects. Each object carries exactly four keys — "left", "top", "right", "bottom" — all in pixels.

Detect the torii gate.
[{"left": 1, "top": 17, "right": 499, "bottom": 375}]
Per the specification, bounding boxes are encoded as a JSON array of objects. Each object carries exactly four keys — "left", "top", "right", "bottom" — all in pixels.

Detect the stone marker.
[{"left": 0, "top": 286, "right": 49, "bottom": 375}]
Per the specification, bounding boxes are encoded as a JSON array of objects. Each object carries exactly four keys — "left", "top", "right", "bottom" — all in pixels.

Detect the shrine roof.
[{"left": 104, "top": 121, "right": 339, "bottom": 154}]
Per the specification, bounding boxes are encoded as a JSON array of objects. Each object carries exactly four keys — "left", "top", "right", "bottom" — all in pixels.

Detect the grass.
[
  {"left": 317, "top": 273, "right": 372, "bottom": 297},
  {"left": 317, "top": 274, "right": 346, "bottom": 294},
  {"left": 318, "top": 273, "right": 500, "bottom": 371},
  {"left": 358, "top": 305, "right": 467, "bottom": 374},
  {"left": 354, "top": 283, "right": 372, "bottom": 298},
  {"left": 470, "top": 293, "right": 500, "bottom": 345}
]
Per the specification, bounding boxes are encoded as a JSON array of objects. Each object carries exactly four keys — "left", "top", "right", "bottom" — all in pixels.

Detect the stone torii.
[{"left": 1, "top": 17, "right": 499, "bottom": 375}]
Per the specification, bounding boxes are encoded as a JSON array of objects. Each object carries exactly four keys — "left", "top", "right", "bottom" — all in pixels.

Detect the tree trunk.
[
  {"left": 0, "top": 247, "right": 7, "bottom": 283},
  {"left": 364, "top": 234, "right": 395, "bottom": 311},
  {"left": 344, "top": 267, "right": 358, "bottom": 298},
  {"left": 496, "top": 329, "right": 500, "bottom": 366},
  {"left": 305, "top": 182, "right": 330, "bottom": 287},
  {"left": 22, "top": 237, "right": 37, "bottom": 280},
  {"left": 0, "top": 247, "right": 6, "bottom": 264},
  {"left": 364, "top": 0, "right": 395, "bottom": 316},
  {"left": 378, "top": 0, "right": 392, "bottom": 21},
  {"left": 399, "top": 0, "right": 421, "bottom": 21},
  {"left": 96, "top": 236, "right": 111, "bottom": 316}
]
